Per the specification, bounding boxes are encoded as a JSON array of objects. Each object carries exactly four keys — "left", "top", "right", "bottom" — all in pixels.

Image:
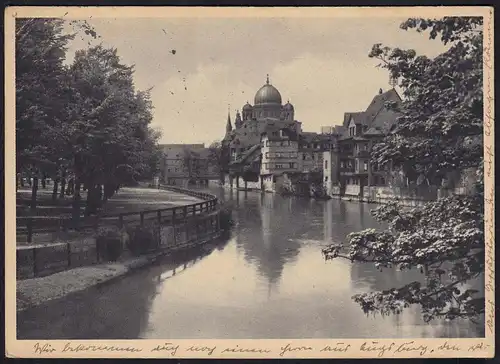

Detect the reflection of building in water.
[
  {"left": 350, "top": 261, "right": 410, "bottom": 292},
  {"left": 359, "top": 203, "right": 365, "bottom": 228},
  {"left": 231, "top": 193, "right": 301, "bottom": 297},
  {"left": 323, "top": 199, "right": 334, "bottom": 244},
  {"left": 339, "top": 201, "right": 347, "bottom": 224}
]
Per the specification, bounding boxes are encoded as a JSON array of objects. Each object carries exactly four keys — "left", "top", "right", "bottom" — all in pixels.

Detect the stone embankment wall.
[
  {"left": 17, "top": 187, "right": 221, "bottom": 280},
  {"left": 212, "top": 174, "right": 470, "bottom": 206},
  {"left": 329, "top": 185, "right": 469, "bottom": 207},
  {"left": 213, "top": 175, "right": 261, "bottom": 191}
]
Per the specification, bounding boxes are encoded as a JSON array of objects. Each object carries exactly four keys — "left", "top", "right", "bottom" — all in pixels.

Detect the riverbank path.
[{"left": 16, "top": 186, "right": 203, "bottom": 246}]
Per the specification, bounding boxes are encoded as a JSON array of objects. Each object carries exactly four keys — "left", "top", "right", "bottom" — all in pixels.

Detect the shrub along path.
[{"left": 16, "top": 186, "right": 203, "bottom": 246}]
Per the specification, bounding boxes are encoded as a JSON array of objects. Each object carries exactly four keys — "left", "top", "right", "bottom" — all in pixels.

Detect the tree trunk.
[
  {"left": 85, "top": 183, "right": 103, "bottom": 216},
  {"left": 103, "top": 183, "right": 113, "bottom": 202},
  {"left": 72, "top": 177, "right": 82, "bottom": 228},
  {"left": 96, "top": 184, "right": 103, "bottom": 209},
  {"left": 30, "top": 176, "right": 38, "bottom": 211},
  {"left": 67, "top": 178, "right": 74, "bottom": 195},
  {"left": 52, "top": 178, "right": 59, "bottom": 202},
  {"left": 84, "top": 183, "right": 95, "bottom": 217},
  {"left": 59, "top": 177, "right": 66, "bottom": 199}
]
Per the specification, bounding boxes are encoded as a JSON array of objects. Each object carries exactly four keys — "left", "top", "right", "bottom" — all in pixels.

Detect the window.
[
  {"left": 264, "top": 163, "right": 268, "bottom": 169},
  {"left": 265, "top": 152, "right": 269, "bottom": 158},
  {"left": 325, "top": 160, "right": 328, "bottom": 169},
  {"left": 266, "top": 140, "right": 270, "bottom": 146},
  {"left": 325, "top": 176, "right": 328, "bottom": 182},
  {"left": 364, "top": 161, "right": 368, "bottom": 171},
  {"left": 167, "top": 169, "right": 171, "bottom": 173},
  {"left": 289, "top": 163, "right": 295, "bottom": 168},
  {"left": 312, "top": 154, "right": 315, "bottom": 160},
  {"left": 340, "top": 161, "right": 345, "bottom": 168},
  {"left": 380, "top": 177, "right": 385, "bottom": 185},
  {"left": 355, "top": 160, "right": 359, "bottom": 171},
  {"left": 302, "top": 154, "right": 306, "bottom": 160}
]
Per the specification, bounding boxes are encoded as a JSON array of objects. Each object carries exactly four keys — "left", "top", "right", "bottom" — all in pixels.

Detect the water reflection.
[
  {"left": 17, "top": 238, "right": 231, "bottom": 340},
  {"left": 18, "top": 188, "right": 485, "bottom": 339}
]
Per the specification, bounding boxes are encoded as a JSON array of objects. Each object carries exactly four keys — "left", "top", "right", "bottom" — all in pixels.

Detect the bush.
[
  {"left": 96, "top": 226, "right": 124, "bottom": 262},
  {"left": 126, "top": 223, "right": 160, "bottom": 256}
]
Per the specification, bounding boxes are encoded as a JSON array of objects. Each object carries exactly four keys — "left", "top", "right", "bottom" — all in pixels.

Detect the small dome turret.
[
  {"left": 242, "top": 101, "right": 253, "bottom": 121},
  {"left": 242, "top": 102, "right": 253, "bottom": 111},
  {"left": 284, "top": 100, "right": 294, "bottom": 111}
]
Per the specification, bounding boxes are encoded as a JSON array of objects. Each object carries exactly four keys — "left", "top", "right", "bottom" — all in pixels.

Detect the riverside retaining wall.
[{"left": 17, "top": 188, "right": 222, "bottom": 280}]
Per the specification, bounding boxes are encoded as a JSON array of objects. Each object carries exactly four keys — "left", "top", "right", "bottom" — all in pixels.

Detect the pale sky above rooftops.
[{"left": 64, "top": 15, "right": 447, "bottom": 145}]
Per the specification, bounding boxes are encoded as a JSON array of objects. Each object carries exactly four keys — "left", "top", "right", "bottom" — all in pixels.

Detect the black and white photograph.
[{"left": 5, "top": 6, "right": 495, "bottom": 359}]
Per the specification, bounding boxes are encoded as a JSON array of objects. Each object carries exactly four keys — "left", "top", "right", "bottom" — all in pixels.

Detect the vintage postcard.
[{"left": 5, "top": 6, "right": 495, "bottom": 359}]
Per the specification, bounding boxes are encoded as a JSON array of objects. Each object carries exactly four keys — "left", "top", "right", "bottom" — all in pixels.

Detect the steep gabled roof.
[
  {"left": 364, "top": 88, "right": 402, "bottom": 125},
  {"left": 338, "top": 88, "right": 403, "bottom": 140},
  {"left": 363, "top": 126, "right": 384, "bottom": 137},
  {"left": 343, "top": 112, "right": 365, "bottom": 128}
]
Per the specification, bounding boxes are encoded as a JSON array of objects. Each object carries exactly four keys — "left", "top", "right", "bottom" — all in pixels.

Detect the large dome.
[{"left": 254, "top": 76, "right": 282, "bottom": 105}]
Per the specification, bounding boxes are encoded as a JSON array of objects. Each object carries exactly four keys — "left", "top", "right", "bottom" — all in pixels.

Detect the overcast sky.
[{"left": 64, "top": 16, "right": 447, "bottom": 145}]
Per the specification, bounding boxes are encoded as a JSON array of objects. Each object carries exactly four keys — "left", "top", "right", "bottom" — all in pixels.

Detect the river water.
[{"left": 17, "top": 188, "right": 484, "bottom": 339}]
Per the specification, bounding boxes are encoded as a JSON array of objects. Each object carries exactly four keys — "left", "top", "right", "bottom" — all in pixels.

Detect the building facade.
[
  {"left": 223, "top": 75, "right": 302, "bottom": 164},
  {"left": 222, "top": 75, "right": 334, "bottom": 193},
  {"left": 159, "top": 143, "right": 219, "bottom": 186},
  {"left": 260, "top": 128, "right": 300, "bottom": 176},
  {"left": 298, "top": 132, "right": 333, "bottom": 173},
  {"left": 323, "top": 88, "right": 402, "bottom": 198}
]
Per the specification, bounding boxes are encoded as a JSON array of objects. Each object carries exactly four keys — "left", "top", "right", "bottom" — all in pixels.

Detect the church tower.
[{"left": 225, "top": 110, "right": 232, "bottom": 134}]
